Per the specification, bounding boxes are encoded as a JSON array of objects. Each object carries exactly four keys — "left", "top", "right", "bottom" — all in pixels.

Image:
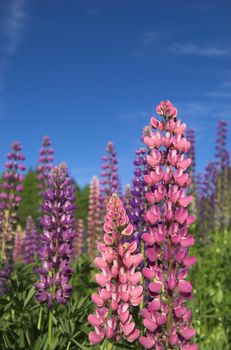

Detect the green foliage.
[
  {"left": 190, "top": 229, "right": 231, "bottom": 349},
  {"left": 1, "top": 232, "right": 231, "bottom": 349},
  {"left": 75, "top": 184, "right": 89, "bottom": 227},
  {"left": 18, "top": 170, "right": 40, "bottom": 227}
]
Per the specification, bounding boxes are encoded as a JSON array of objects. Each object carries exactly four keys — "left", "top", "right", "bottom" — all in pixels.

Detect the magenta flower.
[
  {"left": 88, "top": 194, "right": 143, "bottom": 345},
  {"left": 140, "top": 101, "right": 197, "bottom": 350},
  {"left": 87, "top": 176, "right": 100, "bottom": 257},
  {"left": 37, "top": 136, "right": 54, "bottom": 197},
  {"left": 35, "top": 164, "right": 76, "bottom": 308},
  {"left": 24, "top": 216, "right": 38, "bottom": 264}
]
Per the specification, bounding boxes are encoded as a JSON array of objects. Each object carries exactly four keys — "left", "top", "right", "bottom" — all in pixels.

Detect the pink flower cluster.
[
  {"left": 87, "top": 176, "right": 100, "bottom": 257},
  {"left": 139, "top": 100, "right": 197, "bottom": 350},
  {"left": 74, "top": 219, "right": 84, "bottom": 257},
  {"left": 88, "top": 194, "right": 143, "bottom": 344}
]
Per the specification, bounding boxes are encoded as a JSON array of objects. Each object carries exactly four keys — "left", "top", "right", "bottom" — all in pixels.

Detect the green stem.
[
  {"left": 48, "top": 308, "right": 53, "bottom": 349},
  {"left": 108, "top": 344, "right": 113, "bottom": 350},
  {"left": 66, "top": 340, "right": 71, "bottom": 350},
  {"left": 37, "top": 306, "right": 43, "bottom": 330}
]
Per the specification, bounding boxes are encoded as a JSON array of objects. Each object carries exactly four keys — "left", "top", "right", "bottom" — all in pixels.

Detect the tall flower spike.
[
  {"left": 123, "top": 184, "right": 132, "bottom": 213},
  {"left": 24, "top": 216, "right": 38, "bottom": 264},
  {"left": 214, "top": 120, "right": 230, "bottom": 231},
  {"left": 87, "top": 176, "right": 100, "bottom": 257},
  {"left": 0, "top": 141, "right": 25, "bottom": 266},
  {"left": 37, "top": 136, "right": 54, "bottom": 197},
  {"left": 140, "top": 100, "right": 197, "bottom": 350},
  {"left": 99, "top": 142, "right": 121, "bottom": 215},
  {"left": 74, "top": 219, "right": 84, "bottom": 258},
  {"left": 13, "top": 225, "right": 25, "bottom": 262},
  {"left": 35, "top": 164, "right": 76, "bottom": 308},
  {"left": 88, "top": 194, "right": 143, "bottom": 345},
  {"left": 185, "top": 128, "right": 196, "bottom": 214},
  {"left": 129, "top": 147, "right": 148, "bottom": 246}
]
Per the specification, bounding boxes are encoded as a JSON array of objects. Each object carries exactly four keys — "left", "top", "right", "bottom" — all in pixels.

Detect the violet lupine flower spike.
[
  {"left": 37, "top": 136, "right": 54, "bottom": 197},
  {"left": 13, "top": 225, "right": 25, "bottom": 262},
  {"left": 35, "top": 163, "right": 76, "bottom": 308},
  {"left": 0, "top": 141, "right": 25, "bottom": 266},
  {"left": 99, "top": 142, "right": 121, "bottom": 214},
  {"left": 129, "top": 148, "right": 148, "bottom": 246},
  {"left": 214, "top": 120, "right": 230, "bottom": 231},
  {"left": 88, "top": 194, "right": 143, "bottom": 345},
  {"left": 73, "top": 219, "right": 84, "bottom": 258},
  {"left": 24, "top": 216, "right": 38, "bottom": 264},
  {"left": 140, "top": 100, "right": 197, "bottom": 350},
  {"left": 87, "top": 176, "right": 100, "bottom": 257}
]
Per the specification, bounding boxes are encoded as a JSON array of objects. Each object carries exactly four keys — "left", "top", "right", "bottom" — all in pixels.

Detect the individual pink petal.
[
  {"left": 139, "top": 336, "right": 155, "bottom": 349},
  {"left": 89, "top": 331, "right": 103, "bottom": 344},
  {"left": 122, "top": 322, "right": 135, "bottom": 336},
  {"left": 181, "top": 235, "right": 195, "bottom": 247},
  {"left": 91, "top": 293, "right": 104, "bottom": 306},
  {"left": 127, "top": 328, "right": 140, "bottom": 342},
  {"left": 179, "top": 326, "right": 196, "bottom": 340},
  {"left": 149, "top": 281, "right": 162, "bottom": 293},
  {"left": 144, "top": 318, "right": 158, "bottom": 332},
  {"left": 88, "top": 314, "right": 102, "bottom": 326},
  {"left": 183, "top": 256, "right": 197, "bottom": 266},
  {"left": 178, "top": 280, "right": 192, "bottom": 293}
]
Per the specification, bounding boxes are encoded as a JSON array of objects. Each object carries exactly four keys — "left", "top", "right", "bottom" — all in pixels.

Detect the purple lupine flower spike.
[
  {"left": 140, "top": 101, "right": 197, "bottom": 350},
  {"left": 74, "top": 219, "right": 84, "bottom": 258},
  {"left": 37, "top": 136, "right": 54, "bottom": 197},
  {"left": 214, "top": 120, "right": 230, "bottom": 231},
  {"left": 0, "top": 141, "right": 25, "bottom": 265},
  {"left": 13, "top": 225, "right": 25, "bottom": 262},
  {"left": 35, "top": 163, "right": 76, "bottom": 308},
  {"left": 24, "top": 216, "right": 38, "bottom": 264},
  {"left": 0, "top": 142, "right": 25, "bottom": 294},
  {"left": 129, "top": 147, "right": 148, "bottom": 246},
  {"left": 99, "top": 141, "right": 121, "bottom": 215}
]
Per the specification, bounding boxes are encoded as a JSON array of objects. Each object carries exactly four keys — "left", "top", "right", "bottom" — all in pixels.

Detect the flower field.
[{"left": 0, "top": 100, "right": 230, "bottom": 350}]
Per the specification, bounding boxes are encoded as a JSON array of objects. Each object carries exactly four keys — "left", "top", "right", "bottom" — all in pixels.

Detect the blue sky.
[{"left": 0, "top": 0, "right": 230, "bottom": 187}]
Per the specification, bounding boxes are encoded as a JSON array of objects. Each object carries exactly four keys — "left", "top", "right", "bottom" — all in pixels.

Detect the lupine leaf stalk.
[
  {"left": 37, "top": 136, "right": 54, "bottom": 198},
  {"left": 88, "top": 194, "right": 143, "bottom": 345},
  {"left": 87, "top": 176, "right": 100, "bottom": 257},
  {"left": 24, "top": 216, "right": 38, "bottom": 264},
  {"left": 140, "top": 100, "right": 197, "bottom": 350}
]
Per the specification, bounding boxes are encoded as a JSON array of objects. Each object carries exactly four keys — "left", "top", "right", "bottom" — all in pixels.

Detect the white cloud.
[
  {"left": 169, "top": 43, "right": 230, "bottom": 57},
  {"left": 0, "top": 0, "right": 26, "bottom": 92}
]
